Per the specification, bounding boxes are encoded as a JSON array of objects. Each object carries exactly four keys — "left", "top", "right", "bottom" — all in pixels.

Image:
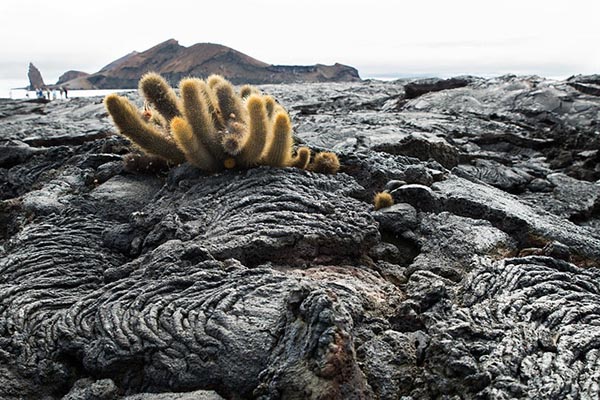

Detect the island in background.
[{"left": 27, "top": 39, "right": 360, "bottom": 91}]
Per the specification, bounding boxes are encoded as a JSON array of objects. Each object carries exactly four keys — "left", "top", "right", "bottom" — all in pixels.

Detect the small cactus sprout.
[
  {"left": 373, "top": 192, "right": 394, "bottom": 210},
  {"left": 104, "top": 73, "right": 340, "bottom": 175},
  {"left": 142, "top": 102, "right": 153, "bottom": 120},
  {"left": 291, "top": 147, "right": 311, "bottom": 169},
  {"left": 309, "top": 152, "right": 340, "bottom": 174}
]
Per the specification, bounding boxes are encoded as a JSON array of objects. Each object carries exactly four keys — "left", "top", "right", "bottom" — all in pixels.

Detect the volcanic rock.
[
  {"left": 1, "top": 74, "right": 600, "bottom": 399},
  {"left": 27, "top": 62, "right": 45, "bottom": 89},
  {"left": 403, "top": 76, "right": 474, "bottom": 99}
]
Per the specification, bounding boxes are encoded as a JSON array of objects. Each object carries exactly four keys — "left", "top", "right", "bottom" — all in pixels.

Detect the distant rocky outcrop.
[
  {"left": 567, "top": 74, "right": 600, "bottom": 96},
  {"left": 59, "top": 39, "right": 360, "bottom": 89},
  {"left": 56, "top": 70, "right": 89, "bottom": 85},
  {"left": 27, "top": 62, "right": 45, "bottom": 89}
]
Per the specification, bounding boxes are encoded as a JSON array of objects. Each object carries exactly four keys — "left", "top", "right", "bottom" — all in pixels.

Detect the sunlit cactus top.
[{"left": 104, "top": 73, "right": 340, "bottom": 174}]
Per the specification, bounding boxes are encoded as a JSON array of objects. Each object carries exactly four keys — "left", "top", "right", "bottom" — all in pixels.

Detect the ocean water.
[
  {"left": 1, "top": 77, "right": 410, "bottom": 99},
  {"left": 0, "top": 79, "right": 134, "bottom": 99},
  {"left": 0, "top": 79, "right": 27, "bottom": 99}
]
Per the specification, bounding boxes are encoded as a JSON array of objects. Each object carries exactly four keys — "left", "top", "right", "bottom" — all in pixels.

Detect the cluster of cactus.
[{"left": 104, "top": 73, "right": 340, "bottom": 174}]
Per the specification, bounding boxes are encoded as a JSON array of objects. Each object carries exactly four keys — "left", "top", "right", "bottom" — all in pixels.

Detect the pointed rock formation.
[{"left": 27, "top": 63, "right": 45, "bottom": 90}]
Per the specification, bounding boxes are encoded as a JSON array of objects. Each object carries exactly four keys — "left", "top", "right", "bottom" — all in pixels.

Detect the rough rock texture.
[
  {"left": 403, "top": 77, "right": 474, "bottom": 99},
  {"left": 1, "top": 75, "right": 599, "bottom": 399}
]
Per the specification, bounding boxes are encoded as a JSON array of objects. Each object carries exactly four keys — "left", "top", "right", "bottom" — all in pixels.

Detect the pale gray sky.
[{"left": 1, "top": 0, "right": 598, "bottom": 83}]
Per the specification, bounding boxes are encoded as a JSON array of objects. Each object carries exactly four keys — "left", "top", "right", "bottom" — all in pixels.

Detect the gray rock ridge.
[
  {"left": 27, "top": 62, "right": 46, "bottom": 90},
  {"left": 0, "top": 75, "right": 599, "bottom": 399}
]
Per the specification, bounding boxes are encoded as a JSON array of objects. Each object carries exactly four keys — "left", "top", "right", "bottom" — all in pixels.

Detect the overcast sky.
[{"left": 1, "top": 0, "right": 598, "bottom": 83}]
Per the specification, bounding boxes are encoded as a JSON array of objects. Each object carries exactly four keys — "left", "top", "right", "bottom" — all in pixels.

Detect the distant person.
[{"left": 63, "top": 86, "right": 68, "bottom": 99}]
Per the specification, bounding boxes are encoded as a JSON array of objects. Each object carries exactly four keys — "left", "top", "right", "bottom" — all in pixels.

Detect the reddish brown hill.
[
  {"left": 56, "top": 70, "right": 89, "bottom": 85},
  {"left": 60, "top": 39, "right": 360, "bottom": 89}
]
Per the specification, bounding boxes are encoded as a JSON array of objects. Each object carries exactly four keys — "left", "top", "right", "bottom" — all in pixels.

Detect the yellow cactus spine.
[
  {"left": 139, "top": 72, "right": 181, "bottom": 122},
  {"left": 207, "top": 74, "right": 226, "bottom": 89},
  {"left": 291, "top": 147, "right": 311, "bottom": 169},
  {"left": 200, "top": 82, "right": 225, "bottom": 131},
  {"left": 142, "top": 102, "right": 168, "bottom": 128},
  {"left": 214, "top": 81, "right": 246, "bottom": 124},
  {"left": 309, "top": 152, "right": 340, "bottom": 174},
  {"left": 373, "top": 192, "right": 394, "bottom": 210},
  {"left": 263, "top": 112, "right": 293, "bottom": 167},
  {"left": 264, "top": 96, "right": 277, "bottom": 120},
  {"left": 237, "top": 94, "right": 268, "bottom": 167},
  {"left": 180, "top": 78, "right": 226, "bottom": 163},
  {"left": 240, "top": 84, "right": 259, "bottom": 99},
  {"left": 171, "top": 117, "right": 219, "bottom": 171},
  {"left": 104, "top": 94, "right": 185, "bottom": 164}
]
